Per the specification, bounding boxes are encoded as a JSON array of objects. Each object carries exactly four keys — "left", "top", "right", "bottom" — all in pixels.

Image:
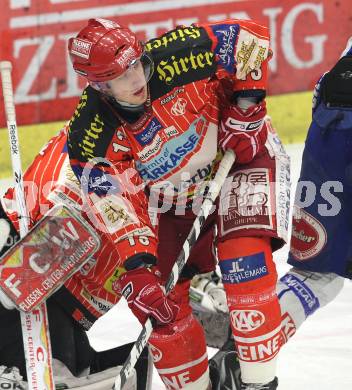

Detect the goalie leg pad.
[
  {"left": 218, "top": 236, "right": 281, "bottom": 384},
  {"left": 0, "top": 365, "right": 138, "bottom": 390},
  {"left": 0, "top": 296, "right": 94, "bottom": 381},
  {"left": 192, "top": 309, "right": 231, "bottom": 349},
  {"left": 55, "top": 366, "right": 138, "bottom": 390},
  {"left": 90, "top": 342, "right": 151, "bottom": 390}
]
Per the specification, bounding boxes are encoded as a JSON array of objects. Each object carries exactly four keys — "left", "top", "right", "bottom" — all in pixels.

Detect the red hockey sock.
[
  {"left": 218, "top": 237, "right": 282, "bottom": 383},
  {"left": 149, "top": 281, "right": 209, "bottom": 389}
]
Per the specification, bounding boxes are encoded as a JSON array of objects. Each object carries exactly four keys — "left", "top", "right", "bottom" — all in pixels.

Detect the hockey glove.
[
  {"left": 113, "top": 266, "right": 179, "bottom": 325},
  {"left": 219, "top": 101, "right": 268, "bottom": 164}
]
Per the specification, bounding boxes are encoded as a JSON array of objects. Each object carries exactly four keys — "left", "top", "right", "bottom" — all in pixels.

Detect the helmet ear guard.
[{"left": 68, "top": 18, "right": 145, "bottom": 82}]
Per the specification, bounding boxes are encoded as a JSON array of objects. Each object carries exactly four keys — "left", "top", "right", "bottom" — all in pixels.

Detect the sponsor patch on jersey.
[
  {"left": 70, "top": 108, "right": 108, "bottom": 162},
  {"left": 220, "top": 252, "right": 268, "bottom": 284},
  {"left": 164, "top": 125, "right": 179, "bottom": 138},
  {"left": 62, "top": 159, "right": 81, "bottom": 189},
  {"left": 70, "top": 38, "right": 92, "bottom": 59},
  {"left": 105, "top": 266, "right": 126, "bottom": 294},
  {"left": 137, "top": 126, "right": 179, "bottom": 162},
  {"left": 136, "top": 116, "right": 205, "bottom": 181},
  {"left": 81, "top": 290, "right": 112, "bottom": 314},
  {"left": 290, "top": 207, "right": 327, "bottom": 261},
  {"left": 279, "top": 273, "right": 320, "bottom": 318},
  {"left": 134, "top": 117, "right": 163, "bottom": 145},
  {"left": 188, "top": 163, "right": 212, "bottom": 185},
  {"left": 156, "top": 50, "right": 215, "bottom": 86},
  {"left": 94, "top": 195, "right": 138, "bottom": 234},
  {"left": 79, "top": 167, "right": 121, "bottom": 196},
  {"left": 235, "top": 28, "right": 269, "bottom": 81},
  {"left": 72, "top": 308, "right": 94, "bottom": 330},
  {"left": 171, "top": 97, "right": 187, "bottom": 116},
  {"left": 137, "top": 134, "right": 163, "bottom": 162},
  {"left": 79, "top": 257, "right": 97, "bottom": 276},
  {"left": 160, "top": 88, "right": 185, "bottom": 105},
  {"left": 211, "top": 23, "right": 239, "bottom": 74},
  {"left": 147, "top": 26, "right": 215, "bottom": 99},
  {"left": 219, "top": 168, "right": 274, "bottom": 236}
]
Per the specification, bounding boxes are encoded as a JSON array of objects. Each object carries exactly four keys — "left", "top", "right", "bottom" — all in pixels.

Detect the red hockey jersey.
[{"left": 67, "top": 19, "right": 271, "bottom": 266}]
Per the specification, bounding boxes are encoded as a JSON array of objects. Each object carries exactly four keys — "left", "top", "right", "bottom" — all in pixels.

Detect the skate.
[
  {"left": 209, "top": 340, "right": 242, "bottom": 390},
  {"left": 240, "top": 376, "right": 278, "bottom": 390}
]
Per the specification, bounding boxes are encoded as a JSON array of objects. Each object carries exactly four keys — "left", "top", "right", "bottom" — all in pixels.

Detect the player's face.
[{"left": 108, "top": 59, "right": 148, "bottom": 105}]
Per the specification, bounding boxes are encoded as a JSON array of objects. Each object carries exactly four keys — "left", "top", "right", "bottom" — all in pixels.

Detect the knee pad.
[
  {"left": 278, "top": 267, "right": 345, "bottom": 340},
  {"left": 218, "top": 237, "right": 282, "bottom": 370}
]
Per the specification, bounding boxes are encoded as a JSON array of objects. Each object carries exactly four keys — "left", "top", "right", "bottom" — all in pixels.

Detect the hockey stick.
[
  {"left": 0, "top": 61, "right": 55, "bottom": 390},
  {"left": 114, "top": 149, "right": 236, "bottom": 389}
]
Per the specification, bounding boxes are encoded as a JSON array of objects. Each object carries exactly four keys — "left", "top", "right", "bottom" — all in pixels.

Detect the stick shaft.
[
  {"left": 0, "top": 61, "right": 28, "bottom": 236},
  {"left": 0, "top": 60, "right": 55, "bottom": 390},
  {"left": 115, "top": 150, "right": 235, "bottom": 389}
]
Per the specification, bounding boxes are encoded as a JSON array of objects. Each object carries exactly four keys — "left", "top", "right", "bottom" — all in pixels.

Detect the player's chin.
[{"left": 131, "top": 87, "right": 148, "bottom": 104}]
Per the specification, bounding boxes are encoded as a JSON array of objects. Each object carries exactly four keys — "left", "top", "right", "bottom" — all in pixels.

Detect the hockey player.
[
  {"left": 67, "top": 18, "right": 290, "bottom": 389},
  {"left": 191, "top": 39, "right": 352, "bottom": 388},
  {"left": 276, "top": 38, "right": 352, "bottom": 347},
  {"left": 0, "top": 126, "right": 150, "bottom": 389}
]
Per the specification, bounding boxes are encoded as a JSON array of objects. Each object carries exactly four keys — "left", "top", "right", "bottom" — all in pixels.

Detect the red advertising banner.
[{"left": 0, "top": 0, "right": 351, "bottom": 126}]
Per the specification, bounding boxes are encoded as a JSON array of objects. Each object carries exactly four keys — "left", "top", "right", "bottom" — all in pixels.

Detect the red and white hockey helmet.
[{"left": 68, "top": 18, "right": 151, "bottom": 83}]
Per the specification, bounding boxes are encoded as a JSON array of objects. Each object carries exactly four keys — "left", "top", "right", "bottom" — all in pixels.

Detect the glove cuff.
[{"left": 124, "top": 253, "right": 157, "bottom": 271}]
